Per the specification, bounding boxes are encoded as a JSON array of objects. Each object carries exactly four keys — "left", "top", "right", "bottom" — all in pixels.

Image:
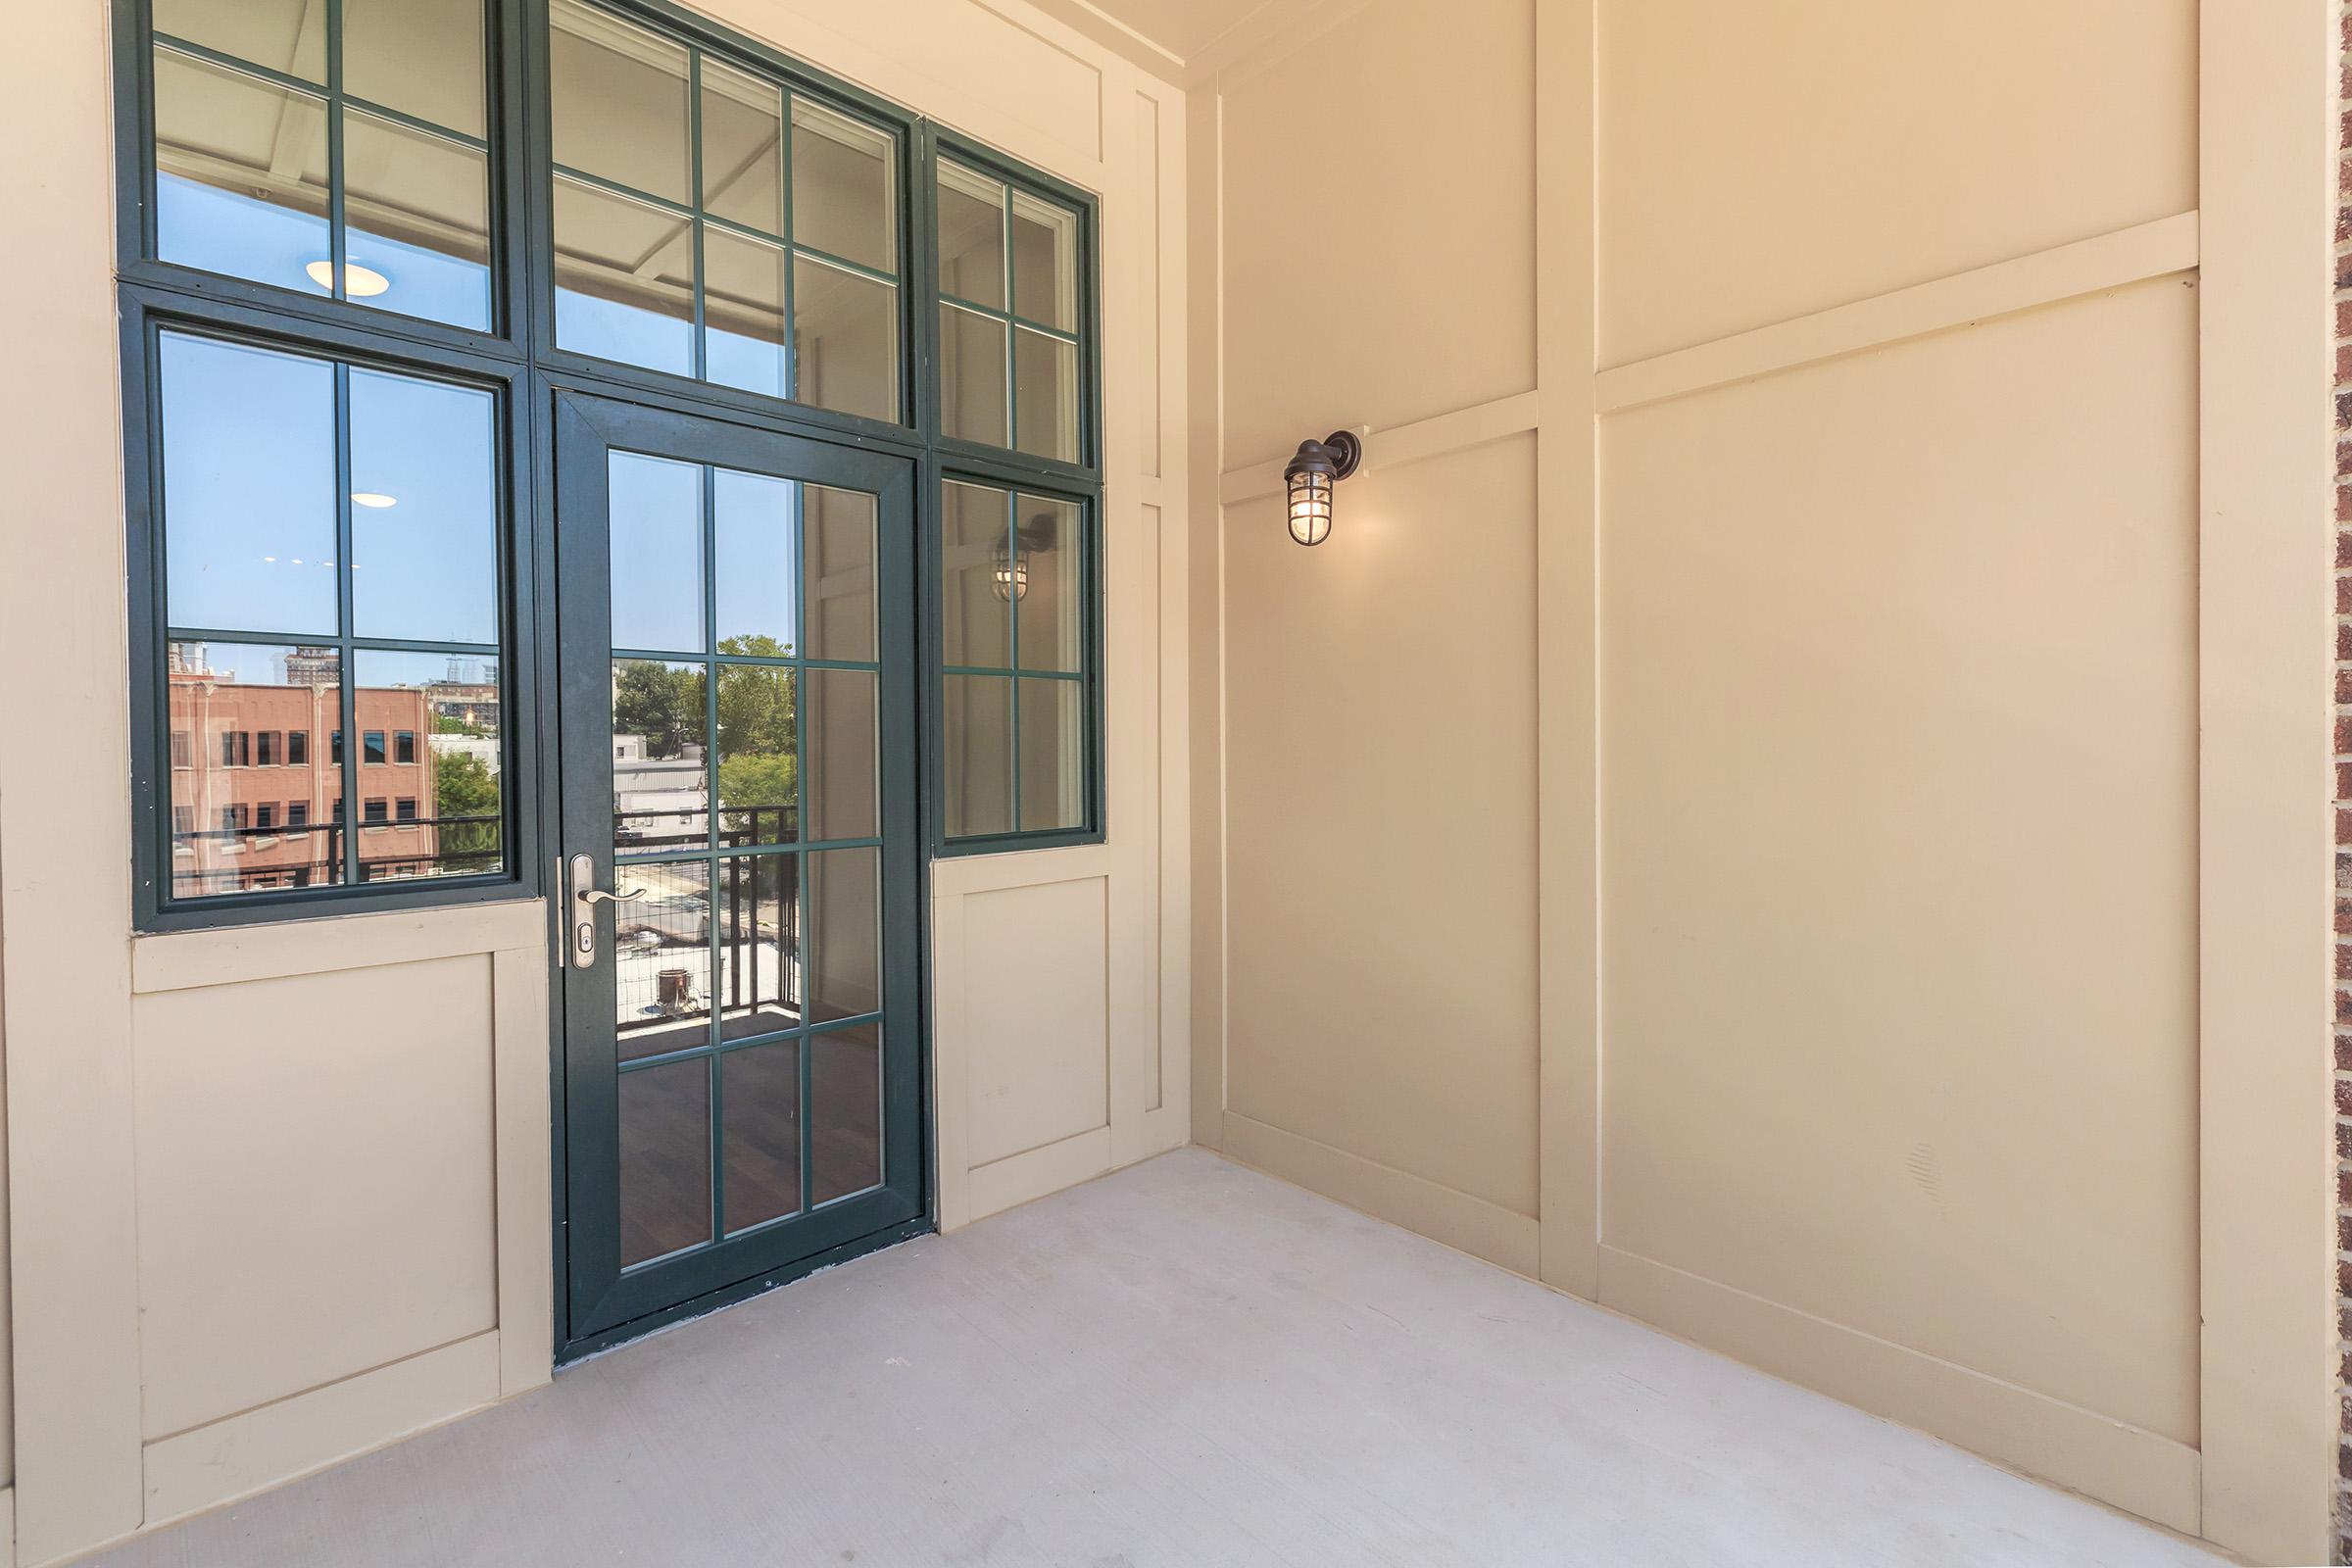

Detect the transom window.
[
  {"left": 547, "top": 0, "right": 901, "bottom": 419},
  {"left": 148, "top": 0, "right": 495, "bottom": 330},
  {"left": 118, "top": 0, "right": 1102, "bottom": 924}
]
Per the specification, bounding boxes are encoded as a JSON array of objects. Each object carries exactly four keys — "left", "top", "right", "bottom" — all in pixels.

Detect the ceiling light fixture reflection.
[
  {"left": 304, "top": 260, "right": 392, "bottom": 298},
  {"left": 351, "top": 492, "right": 398, "bottom": 509}
]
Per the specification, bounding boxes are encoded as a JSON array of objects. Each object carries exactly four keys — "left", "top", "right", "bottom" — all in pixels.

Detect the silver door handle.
[{"left": 566, "top": 854, "right": 647, "bottom": 969}]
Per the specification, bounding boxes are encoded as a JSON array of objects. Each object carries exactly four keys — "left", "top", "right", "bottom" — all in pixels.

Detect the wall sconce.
[{"left": 1283, "top": 430, "right": 1361, "bottom": 547}]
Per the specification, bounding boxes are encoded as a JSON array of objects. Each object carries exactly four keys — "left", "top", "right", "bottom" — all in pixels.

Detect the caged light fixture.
[
  {"left": 1283, "top": 430, "right": 1361, "bottom": 546},
  {"left": 992, "top": 514, "right": 1057, "bottom": 602}
]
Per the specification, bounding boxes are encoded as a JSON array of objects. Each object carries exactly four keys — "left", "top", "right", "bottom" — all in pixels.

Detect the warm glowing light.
[
  {"left": 1286, "top": 470, "right": 1333, "bottom": 547},
  {"left": 992, "top": 537, "right": 1031, "bottom": 602},
  {"left": 1282, "top": 431, "right": 1357, "bottom": 547},
  {"left": 304, "top": 260, "right": 392, "bottom": 298},
  {"left": 351, "top": 492, "right": 398, "bottom": 509}
]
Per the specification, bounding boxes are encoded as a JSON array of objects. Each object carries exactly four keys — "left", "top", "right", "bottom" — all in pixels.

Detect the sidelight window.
[{"left": 140, "top": 329, "right": 509, "bottom": 910}]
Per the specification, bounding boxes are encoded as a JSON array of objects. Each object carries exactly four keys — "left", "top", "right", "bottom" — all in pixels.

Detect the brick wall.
[{"left": 2338, "top": 7, "right": 2352, "bottom": 1558}]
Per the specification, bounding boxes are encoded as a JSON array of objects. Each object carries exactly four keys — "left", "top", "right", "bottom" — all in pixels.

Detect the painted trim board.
[
  {"left": 141, "top": 1332, "right": 502, "bottom": 1531},
  {"left": 1594, "top": 212, "right": 2200, "bottom": 415},
  {"left": 1219, "top": 1112, "right": 1541, "bottom": 1277},
  {"left": 1596, "top": 1246, "right": 2202, "bottom": 1540}
]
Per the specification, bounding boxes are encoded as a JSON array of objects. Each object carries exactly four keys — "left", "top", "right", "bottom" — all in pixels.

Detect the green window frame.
[{"left": 113, "top": 0, "right": 1102, "bottom": 929}]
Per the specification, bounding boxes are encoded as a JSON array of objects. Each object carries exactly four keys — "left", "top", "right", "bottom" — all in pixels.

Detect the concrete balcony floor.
[{"left": 93, "top": 1150, "right": 2220, "bottom": 1567}]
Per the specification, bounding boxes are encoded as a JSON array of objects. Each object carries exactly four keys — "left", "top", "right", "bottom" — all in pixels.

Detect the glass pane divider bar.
[
  {"left": 324, "top": 0, "right": 347, "bottom": 307},
  {"left": 696, "top": 449, "right": 723, "bottom": 1242},
  {"left": 612, "top": 653, "right": 883, "bottom": 674},
  {"left": 940, "top": 664, "right": 1082, "bottom": 680},
  {"left": 151, "top": 33, "right": 492, "bottom": 153},
  {"left": 778, "top": 68, "right": 799, "bottom": 409},
  {"left": 791, "top": 470, "right": 814, "bottom": 1219},
  {"left": 330, "top": 361, "right": 360, "bottom": 884},
  {"left": 687, "top": 49, "right": 710, "bottom": 386},
  {"left": 613, "top": 1012, "right": 883, "bottom": 1077},
  {"left": 167, "top": 628, "right": 504, "bottom": 658},
  {"left": 938, "top": 293, "right": 1078, "bottom": 345},
  {"left": 610, "top": 839, "right": 888, "bottom": 865},
  {"left": 789, "top": 241, "right": 897, "bottom": 290}
]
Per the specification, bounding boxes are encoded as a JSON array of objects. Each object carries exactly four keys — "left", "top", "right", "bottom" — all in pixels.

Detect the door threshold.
[{"left": 557, "top": 1214, "right": 934, "bottom": 1367}]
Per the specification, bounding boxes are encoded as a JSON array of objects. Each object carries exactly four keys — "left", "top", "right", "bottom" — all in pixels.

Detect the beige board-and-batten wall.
[
  {"left": 0, "top": 1, "right": 1190, "bottom": 1563},
  {"left": 1185, "top": 1, "right": 2333, "bottom": 1563}
]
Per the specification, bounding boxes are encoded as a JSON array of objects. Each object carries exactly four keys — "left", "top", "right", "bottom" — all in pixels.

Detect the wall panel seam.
[{"left": 1595, "top": 212, "right": 2200, "bottom": 415}]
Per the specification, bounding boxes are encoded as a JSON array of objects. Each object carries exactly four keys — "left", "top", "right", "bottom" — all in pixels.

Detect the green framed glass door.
[{"left": 553, "top": 387, "right": 921, "bottom": 1351}]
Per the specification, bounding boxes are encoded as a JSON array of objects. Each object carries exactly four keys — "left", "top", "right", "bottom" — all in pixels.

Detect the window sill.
[{"left": 131, "top": 896, "right": 548, "bottom": 993}]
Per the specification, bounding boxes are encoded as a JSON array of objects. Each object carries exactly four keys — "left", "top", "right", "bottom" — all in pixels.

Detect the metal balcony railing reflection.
[
  {"left": 167, "top": 812, "right": 502, "bottom": 894},
  {"left": 612, "top": 803, "right": 803, "bottom": 1054}
]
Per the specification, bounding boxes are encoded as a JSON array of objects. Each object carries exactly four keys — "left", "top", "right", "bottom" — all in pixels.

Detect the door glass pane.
[
  {"left": 721, "top": 1039, "right": 801, "bottom": 1231},
  {"left": 942, "top": 674, "right": 1012, "bottom": 838},
  {"left": 793, "top": 100, "right": 894, "bottom": 273},
  {"left": 152, "top": 0, "right": 323, "bottom": 80},
  {"left": 713, "top": 468, "right": 797, "bottom": 653},
  {"left": 612, "top": 660, "right": 709, "bottom": 855},
  {"left": 549, "top": 0, "right": 692, "bottom": 204},
  {"left": 1019, "top": 677, "right": 1084, "bottom": 832},
  {"left": 809, "top": 1021, "right": 882, "bottom": 1204},
  {"left": 343, "top": 110, "right": 493, "bottom": 330},
  {"left": 699, "top": 58, "right": 784, "bottom": 236},
  {"left": 349, "top": 369, "right": 499, "bottom": 644},
  {"left": 554, "top": 176, "right": 695, "bottom": 374},
  {"left": 939, "top": 305, "right": 1007, "bottom": 447},
  {"left": 616, "top": 1056, "right": 711, "bottom": 1265},
  {"left": 935, "top": 161, "right": 1004, "bottom": 308},
  {"left": 355, "top": 650, "right": 504, "bottom": 880},
  {"left": 804, "top": 669, "right": 876, "bottom": 843},
  {"left": 1009, "top": 192, "right": 1077, "bottom": 331},
  {"left": 717, "top": 854, "right": 801, "bottom": 1042},
  {"left": 343, "top": 0, "right": 485, "bottom": 138},
  {"left": 802, "top": 486, "right": 876, "bottom": 662},
  {"left": 714, "top": 664, "right": 797, "bottom": 847},
  {"left": 613, "top": 858, "right": 712, "bottom": 1059},
  {"left": 942, "top": 481, "right": 1009, "bottom": 668},
  {"left": 153, "top": 48, "right": 329, "bottom": 296},
  {"left": 1013, "top": 495, "right": 1081, "bottom": 673},
  {"left": 608, "top": 453, "right": 704, "bottom": 653},
  {"left": 704, "top": 226, "right": 789, "bottom": 398},
  {"left": 167, "top": 641, "right": 345, "bottom": 897},
  {"left": 1013, "top": 327, "right": 1078, "bottom": 462},
  {"left": 793, "top": 257, "right": 897, "bottom": 423},
  {"left": 159, "top": 333, "right": 337, "bottom": 637},
  {"left": 808, "top": 847, "right": 879, "bottom": 1023}
]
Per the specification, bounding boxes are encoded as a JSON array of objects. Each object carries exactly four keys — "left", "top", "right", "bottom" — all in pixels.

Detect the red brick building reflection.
[{"left": 166, "top": 645, "right": 442, "bottom": 894}]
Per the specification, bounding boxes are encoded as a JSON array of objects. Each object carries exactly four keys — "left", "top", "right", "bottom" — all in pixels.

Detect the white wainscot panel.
[
  {"left": 961, "top": 876, "right": 1111, "bottom": 1169},
  {"left": 132, "top": 955, "right": 499, "bottom": 1440}
]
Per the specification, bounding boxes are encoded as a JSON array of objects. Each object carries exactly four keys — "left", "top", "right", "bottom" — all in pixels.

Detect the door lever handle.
[{"left": 566, "top": 854, "right": 647, "bottom": 968}]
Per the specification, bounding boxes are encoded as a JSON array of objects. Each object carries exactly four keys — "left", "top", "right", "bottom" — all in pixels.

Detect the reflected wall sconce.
[
  {"left": 992, "top": 516, "right": 1056, "bottom": 602},
  {"left": 1283, "top": 430, "right": 1361, "bottom": 546},
  {"left": 991, "top": 535, "right": 1029, "bottom": 602}
]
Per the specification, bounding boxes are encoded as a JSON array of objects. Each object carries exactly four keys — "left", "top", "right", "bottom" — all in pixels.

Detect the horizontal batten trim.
[
  {"left": 966, "top": 1126, "right": 1114, "bottom": 1221},
  {"left": 133, "top": 898, "right": 545, "bottom": 993},
  {"left": 931, "top": 842, "right": 1113, "bottom": 898},
  {"left": 1596, "top": 211, "right": 2200, "bottom": 415},
  {"left": 1217, "top": 1114, "right": 1541, "bottom": 1276},
  {"left": 1219, "top": 388, "right": 1542, "bottom": 505},
  {"left": 142, "top": 1331, "right": 501, "bottom": 1530},
  {"left": 1594, "top": 1245, "right": 2201, "bottom": 1537}
]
